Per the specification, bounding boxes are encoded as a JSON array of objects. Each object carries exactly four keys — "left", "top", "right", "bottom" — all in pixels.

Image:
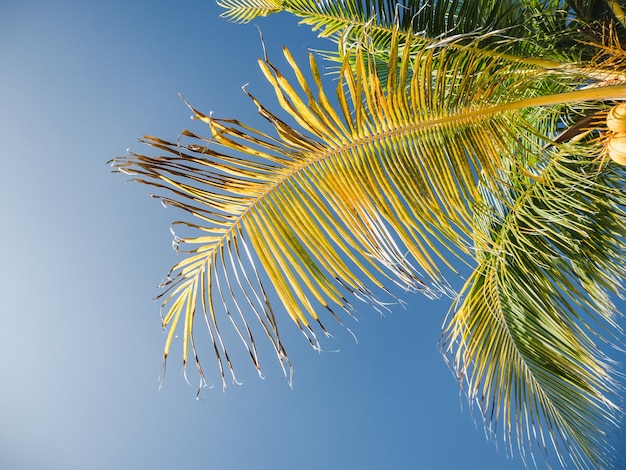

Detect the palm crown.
[{"left": 111, "top": 1, "right": 626, "bottom": 468}]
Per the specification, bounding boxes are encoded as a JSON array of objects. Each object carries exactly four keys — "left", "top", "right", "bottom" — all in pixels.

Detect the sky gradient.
[{"left": 1, "top": 1, "right": 625, "bottom": 469}]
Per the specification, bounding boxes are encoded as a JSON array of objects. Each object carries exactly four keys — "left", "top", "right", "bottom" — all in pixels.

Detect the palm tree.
[{"left": 111, "top": 1, "right": 626, "bottom": 468}]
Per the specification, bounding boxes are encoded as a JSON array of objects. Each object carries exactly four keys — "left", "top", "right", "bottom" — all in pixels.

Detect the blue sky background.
[{"left": 1, "top": 1, "right": 625, "bottom": 469}]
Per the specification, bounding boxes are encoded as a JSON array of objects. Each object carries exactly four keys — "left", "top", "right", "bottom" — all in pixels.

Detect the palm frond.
[
  {"left": 111, "top": 27, "right": 626, "bottom": 468},
  {"left": 218, "top": 0, "right": 283, "bottom": 23},
  {"left": 217, "top": 0, "right": 604, "bottom": 63},
  {"left": 218, "top": 0, "right": 560, "bottom": 40},
  {"left": 442, "top": 146, "right": 626, "bottom": 468},
  {"left": 112, "top": 30, "right": 626, "bottom": 383}
]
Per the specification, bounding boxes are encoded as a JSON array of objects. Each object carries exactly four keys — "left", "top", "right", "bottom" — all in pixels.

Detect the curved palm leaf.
[
  {"left": 112, "top": 28, "right": 626, "bottom": 468},
  {"left": 442, "top": 145, "right": 626, "bottom": 468},
  {"left": 219, "top": 0, "right": 561, "bottom": 41},
  {"left": 219, "top": 0, "right": 625, "bottom": 37},
  {"left": 216, "top": 0, "right": 283, "bottom": 22},
  {"left": 218, "top": 0, "right": 626, "bottom": 100},
  {"left": 219, "top": 0, "right": 622, "bottom": 59}
]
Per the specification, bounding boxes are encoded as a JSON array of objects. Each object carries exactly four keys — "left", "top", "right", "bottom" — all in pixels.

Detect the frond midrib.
[{"left": 182, "top": 80, "right": 626, "bottom": 288}]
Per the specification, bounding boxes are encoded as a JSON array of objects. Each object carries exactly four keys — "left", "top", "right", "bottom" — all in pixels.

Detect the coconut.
[
  {"left": 608, "top": 132, "right": 626, "bottom": 165},
  {"left": 606, "top": 103, "right": 626, "bottom": 133}
]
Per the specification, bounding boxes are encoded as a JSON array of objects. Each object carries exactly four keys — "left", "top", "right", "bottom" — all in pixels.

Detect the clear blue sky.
[{"left": 1, "top": 1, "right": 624, "bottom": 469}]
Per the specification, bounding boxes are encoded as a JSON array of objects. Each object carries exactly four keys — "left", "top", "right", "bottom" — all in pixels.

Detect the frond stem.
[{"left": 199, "top": 83, "right": 626, "bottom": 282}]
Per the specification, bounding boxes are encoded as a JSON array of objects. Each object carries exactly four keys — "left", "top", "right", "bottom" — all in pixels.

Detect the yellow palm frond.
[
  {"left": 112, "top": 32, "right": 625, "bottom": 384},
  {"left": 108, "top": 29, "right": 626, "bottom": 466},
  {"left": 218, "top": 0, "right": 282, "bottom": 23}
]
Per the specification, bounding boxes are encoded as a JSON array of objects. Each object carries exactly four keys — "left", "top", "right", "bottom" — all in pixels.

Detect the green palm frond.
[
  {"left": 442, "top": 146, "right": 626, "bottom": 468},
  {"left": 218, "top": 0, "right": 626, "bottom": 95},
  {"left": 218, "top": 0, "right": 558, "bottom": 39}
]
